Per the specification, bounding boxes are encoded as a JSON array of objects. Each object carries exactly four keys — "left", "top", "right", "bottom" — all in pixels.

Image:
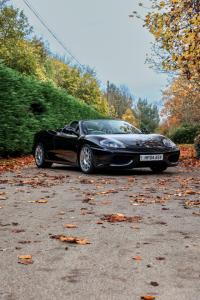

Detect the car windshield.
[{"left": 82, "top": 120, "right": 141, "bottom": 135}]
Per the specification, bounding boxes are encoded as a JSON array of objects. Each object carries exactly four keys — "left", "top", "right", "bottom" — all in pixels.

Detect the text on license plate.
[{"left": 140, "top": 154, "right": 163, "bottom": 161}]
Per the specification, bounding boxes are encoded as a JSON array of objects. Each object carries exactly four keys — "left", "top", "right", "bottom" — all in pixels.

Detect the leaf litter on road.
[
  {"left": 18, "top": 255, "right": 33, "bottom": 265},
  {"left": 141, "top": 296, "right": 155, "bottom": 300},
  {"left": 184, "top": 200, "right": 200, "bottom": 208},
  {"left": 101, "top": 213, "right": 142, "bottom": 223},
  {"left": 50, "top": 235, "right": 90, "bottom": 245},
  {"left": 64, "top": 224, "right": 78, "bottom": 229},
  {"left": 133, "top": 255, "right": 142, "bottom": 261}
]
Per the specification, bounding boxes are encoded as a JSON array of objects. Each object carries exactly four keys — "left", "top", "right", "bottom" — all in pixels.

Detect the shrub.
[
  {"left": 0, "top": 64, "right": 104, "bottom": 156},
  {"left": 168, "top": 124, "right": 200, "bottom": 144}
]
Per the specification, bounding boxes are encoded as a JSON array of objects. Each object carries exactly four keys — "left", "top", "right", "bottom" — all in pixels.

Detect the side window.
[
  {"left": 75, "top": 125, "right": 80, "bottom": 134},
  {"left": 69, "top": 121, "right": 79, "bottom": 135}
]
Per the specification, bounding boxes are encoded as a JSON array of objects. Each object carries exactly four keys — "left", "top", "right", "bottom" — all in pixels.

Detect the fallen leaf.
[
  {"left": 82, "top": 197, "right": 95, "bottom": 203},
  {"left": 76, "top": 239, "right": 90, "bottom": 245},
  {"left": 141, "top": 296, "right": 155, "bottom": 300},
  {"left": 184, "top": 200, "right": 200, "bottom": 208},
  {"left": 155, "top": 256, "right": 165, "bottom": 261},
  {"left": 12, "top": 229, "right": 25, "bottom": 233},
  {"left": 150, "top": 281, "right": 159, "bottom": 286},
  {"left": 64, "top": 224, "right": 78, "bottom": 229},
  {"left": 97, "top": 189, "right": 119, "bottom": 195},
  {"left": 192, "top": 212, "right": 200, "bottom": 216},
  {"left": 133, "top": 255, "right": 142, "bottom": 261},
  {"left": 18, "top": 254, "right": 33, "bottom": 265},
  {"left": 185, "top": 189, "right": 196, "bottom": 195},
  {"left": 18, "top": 255, "right": 32, "bottom": 259},
  {"left": 35, "top": 199, "right": 48, "bottom": 203},
  {"left": 80, "top": 179, "right": 94, "bottom": 184},
  {"left": 50, "top": 235, "right": 90, "bottom": 245},
  {"left": 102, "top": 213, "right": 142, "bottom": 223}
]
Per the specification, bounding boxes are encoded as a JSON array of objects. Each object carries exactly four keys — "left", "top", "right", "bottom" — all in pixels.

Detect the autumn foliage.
[
  {"left": 0, "top": 155, "right": 34, "bottom": 173},
  {"left": 142, "top": 0, "right": 200, "bottom": 84}
]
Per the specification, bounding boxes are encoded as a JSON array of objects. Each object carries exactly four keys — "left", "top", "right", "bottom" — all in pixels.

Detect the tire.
[
  {"left": 150, "top": 165, "right": 167, "bottom": 174},
  {"left": 34, "top": 143, "right": 52, "bottom": 168},
  {"left": 79, "top": 144, "right": 95, "bottom": 174}
]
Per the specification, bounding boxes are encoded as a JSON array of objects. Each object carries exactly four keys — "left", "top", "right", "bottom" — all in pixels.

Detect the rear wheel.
[
  {"left": 79, "top": 145, "right": 95, "bottom": 174},
  {"left": 151, "top": 165, "right": 167, "bottom": 173},
  {"left": 34, "top": 143, "right": 52, "bottom": 168}
]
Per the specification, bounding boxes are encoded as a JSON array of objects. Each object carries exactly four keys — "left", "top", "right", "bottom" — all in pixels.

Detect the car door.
[{"left": 53, "top": 129, "right": 78, "bottom": 164}]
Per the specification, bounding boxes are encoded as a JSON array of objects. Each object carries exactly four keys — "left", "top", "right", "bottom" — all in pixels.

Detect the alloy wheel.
[{"left": 79, "top": 145, "right": 93, "bottom": 173}]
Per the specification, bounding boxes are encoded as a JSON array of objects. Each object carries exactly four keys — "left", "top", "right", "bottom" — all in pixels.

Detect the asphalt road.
[{"left": 0, "top": 164, "right": 200, "bottom": 300}]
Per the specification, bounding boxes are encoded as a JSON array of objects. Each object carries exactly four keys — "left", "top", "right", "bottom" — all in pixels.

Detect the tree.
[
  {"left": 0, "top": 1, "right": 32, "bottom": 42},
  {"left": 0, "top": 1, "right": 111, "bottom": 115},
  {"left": 122, "top": 108, "right": 139, "bottom": 127},
  {"left": 0, "top": 2, "right": 50, "bottom": 78},
  {"left": 135, "top": 98, "right": 160, "bottom": 132},
  {"left": 107, "top": 83, "right": 133, "bottom": 118},
  {"left": 132, "top": 0, "right": 200, "bottom": 87},
  {"left": 162, "top": 76, "right": 200, "bottom": 127}
]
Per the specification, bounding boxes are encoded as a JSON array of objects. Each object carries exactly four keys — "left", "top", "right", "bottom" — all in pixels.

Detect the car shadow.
[{"left": 51, "top": 164, "right": 177, "bottom": 177}]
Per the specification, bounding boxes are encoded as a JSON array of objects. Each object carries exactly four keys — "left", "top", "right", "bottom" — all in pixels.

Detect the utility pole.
[{"left": 106, "top": 80, "right": 110, "bottom": 103}]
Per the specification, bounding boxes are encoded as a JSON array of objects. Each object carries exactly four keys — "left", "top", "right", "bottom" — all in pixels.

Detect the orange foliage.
[{"left": 0, "top": 155, "right": 34, "bottom": 173}]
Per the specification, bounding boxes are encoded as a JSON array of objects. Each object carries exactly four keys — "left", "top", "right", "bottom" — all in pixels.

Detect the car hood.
[{"left": 88, "top": 134, "right": 168, "bottom": 149}]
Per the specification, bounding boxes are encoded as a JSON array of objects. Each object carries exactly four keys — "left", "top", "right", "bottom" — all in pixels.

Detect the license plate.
[{"left": 140, "top": 154, "right": 163, "bottom": 161}]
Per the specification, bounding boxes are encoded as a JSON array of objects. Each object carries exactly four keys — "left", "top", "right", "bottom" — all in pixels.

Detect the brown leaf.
[
  {"left": 141, "top": 296, "right": 155, "bottom": 300},
  {"left": 50, "top": 235, "right": 90, "bottom": 245},
  {"left": 64, "top": 224, "right": 78, "bottom": 229},
  {"left": 82, "top": 197, "right": 95, "bottom": 203},
  {"left": 35, "top": 199, "right": 48, "bottom": 203},
  {"left": 102, "top": 213, "right": 142, "bottom": 223},
  {"left": 185, "top": 189, "right": 196, "bottom": 195},
  {"left": 150, "top": 281, "right": 159, "bottom": 286},
  {"left": 192, "top": 212, "right": 200, "bottom": 216},
  {"left": 12, "top": 229, "right": 25, "bottom": 233},
  {"left": 18, "top": 259, "right": 33, "bottom": 265},
  {"left": 18, "top": 255, "right": 32, "bottom": 259},
  {"left": 80, "top": 179, "right": 94, "bottom": 184},
  {"left": 155, "top": 256, "right": 165, "bottom": 261},
  {"left": 18, "top": 254, "right": 33, "bottom": 265},
  {"left": 96, "top": 189, "right": 119, "bottom": 196},
  {"left": 133, "top": 255, "right": 142, "bottom": 261},
  {"left": 76, "top": 239, "right": 90, "bottom": 245},
  {"left": 103, "top": 213, "right": 126, "bottom": 222},
  {"left": 184, "top": 200, "right": 200, "bottom": 208}
]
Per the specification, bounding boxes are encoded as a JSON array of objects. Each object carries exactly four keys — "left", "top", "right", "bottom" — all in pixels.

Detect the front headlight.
[
  {"left": 99, "top": 139, "right": 126, "bottom": 149},
  {"left": 163, "top": 138, "right": 176, "bottom": 148}
]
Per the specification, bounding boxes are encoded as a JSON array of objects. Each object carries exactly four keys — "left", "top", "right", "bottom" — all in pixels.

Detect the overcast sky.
[{"left": 12, "top": 0, "right": 168, "bottom": 103}]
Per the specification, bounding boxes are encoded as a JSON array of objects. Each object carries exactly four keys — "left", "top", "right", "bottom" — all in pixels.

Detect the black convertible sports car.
[{"left": 33, "top": 119, "right": 180, "bottom": 174}]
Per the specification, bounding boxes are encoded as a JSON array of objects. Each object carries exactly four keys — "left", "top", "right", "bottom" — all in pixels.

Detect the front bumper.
[{"left": 91, "top": 147, "right": 180, "bottom": 169}]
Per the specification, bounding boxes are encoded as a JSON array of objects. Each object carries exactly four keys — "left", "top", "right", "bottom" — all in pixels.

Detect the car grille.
[{"left": 125, "top": 147, "right": 166, "bottom": 153}]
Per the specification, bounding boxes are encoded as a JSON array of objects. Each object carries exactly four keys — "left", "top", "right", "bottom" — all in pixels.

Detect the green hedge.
[
  {"left": 168, "top": 124, "right": 200, "bottom": 144},
  {"left": 0, "top": 64, "right": 104, "bottom": 156}
]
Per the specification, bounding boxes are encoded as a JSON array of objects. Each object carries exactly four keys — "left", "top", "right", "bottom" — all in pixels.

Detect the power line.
[{"left": 22, "top": 0, "right": 84, "bottom": 70}]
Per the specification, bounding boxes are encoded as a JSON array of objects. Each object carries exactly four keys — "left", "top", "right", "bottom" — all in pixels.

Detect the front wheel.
[
  {"left": 79, "top": 145, "right": 95, "bottom": 174},
  {"left": 34, "top": 143, "right": 52, "bottom": 168},
  {"left": 150, "top": 165, "right": 167, "bottom": 174}
]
